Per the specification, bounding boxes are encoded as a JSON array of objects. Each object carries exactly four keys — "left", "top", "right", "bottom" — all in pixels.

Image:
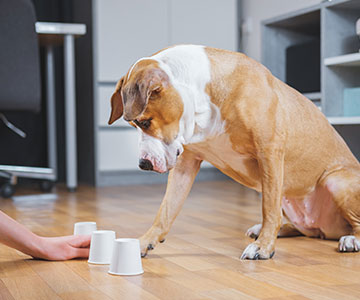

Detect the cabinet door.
[
  {"left": 170, "top": 0, "right": 238, "bottom": 51},
  {"left": 98, "top": 130, "right": 139, "bottom": 171},
  {"left": 95, "top": 0, "right": 169, "bottom": 82}
]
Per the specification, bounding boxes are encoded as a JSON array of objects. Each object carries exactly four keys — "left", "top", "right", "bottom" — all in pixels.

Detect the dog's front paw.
[
  {"left": 139, "top": 235, "right": 163, "bottom": 258},
  {"left": 240, "top": 242, "right": 275, "bottom": 260},
  {"left": 338, "top": 235, "right": 360, "bottom": 252},
  {"left": 246, "top": 224, "right": 262, "bottom": 239}
]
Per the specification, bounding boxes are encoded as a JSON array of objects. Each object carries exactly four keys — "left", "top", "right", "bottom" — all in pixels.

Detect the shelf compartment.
[
  {"left": 262, "top": 9, "right": 320, "bottom": 84},
  {"left": 262, "top": 5, "right": 321, "bottom": 33}
]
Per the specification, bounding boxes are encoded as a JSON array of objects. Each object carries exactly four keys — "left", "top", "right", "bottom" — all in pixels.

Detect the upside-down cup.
[
  {"left": 88, "top": 230, "right": 116, "bottom": 264},
  {"left": 108, "top": 238, "right": 144, "bottom": 276},
  {"left": 73, "top": 221, "right": 97, "bottom": 235}
]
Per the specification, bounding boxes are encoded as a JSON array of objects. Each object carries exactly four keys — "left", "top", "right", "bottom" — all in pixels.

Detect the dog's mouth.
[
  {"left": 138, "top": 157, "right": 168, "bottom": 173},
  {"left": 138, "top": 159, "right": 170, "bottom": 174},
  {"left": 138, "top": 131, "right": 184, "bottom": 173},
  {"left": 139, "top": 147, "right": 182, "bottom": 173}
]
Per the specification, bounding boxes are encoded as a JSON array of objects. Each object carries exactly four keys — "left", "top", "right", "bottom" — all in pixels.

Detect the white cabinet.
[
  {"left": 95, "top": 0, "right": 169, "bottom": 82},
  {"left": 170, "top": 0, "right": 238, "bottom": 51},
  {"left": 95, "top": 0, "right": 238, "bottom": 82},
  {"left": 98, "top": 130, "right": 139, "bottom": 171}
]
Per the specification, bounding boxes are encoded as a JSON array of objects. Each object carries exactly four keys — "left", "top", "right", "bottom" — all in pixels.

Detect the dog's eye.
[{"left": 134, "top": 119, "right": 151, "bottom": 129}]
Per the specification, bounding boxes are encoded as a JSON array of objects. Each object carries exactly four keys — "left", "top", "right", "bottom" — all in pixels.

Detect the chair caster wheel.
[
  {"left": 39, "top": 180, "right": 55, "bottom": 192},
  {"left": 1, "top": 183, "right": 15, "bottom": 198}
]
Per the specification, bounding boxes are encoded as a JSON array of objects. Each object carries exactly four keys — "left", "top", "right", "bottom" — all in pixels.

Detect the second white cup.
[
  {"left": 88, "top": 230, "right": 116, "bottom": 264},
  {"left": 73, "top": 221, "right": 97, "bottom": 236}
]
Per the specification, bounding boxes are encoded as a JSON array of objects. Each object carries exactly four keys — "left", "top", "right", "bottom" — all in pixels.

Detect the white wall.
[{"left": 241, "top": 0, "right": 322, "bottom": 62}]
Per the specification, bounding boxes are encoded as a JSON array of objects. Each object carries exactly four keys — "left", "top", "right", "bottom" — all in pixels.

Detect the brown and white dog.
[{"left": 108, "top": 45, "right": 360, "bottom": 260}]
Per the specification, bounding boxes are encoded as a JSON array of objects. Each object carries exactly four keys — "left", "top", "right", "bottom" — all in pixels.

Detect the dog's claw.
[
  {"left": 254, "top": 252, "right": 260, "bottom": 260},
  {"left": 248, "top": 233, "right": 258, "bottom": 240},
  {"left": 141, "top": 252, "right": 147, "bottom": 258},
  {"left": 270, "top": 251, "right": 275, "bottom": 259},
  {"left": 246, "top": 224, "right": 262, "bottom": 240},
  {"left": 159, "top": 239, "right": 165, "bottom": 243},
  {"left": 147, "top": 244, "right": 154, "bottom": 250}
]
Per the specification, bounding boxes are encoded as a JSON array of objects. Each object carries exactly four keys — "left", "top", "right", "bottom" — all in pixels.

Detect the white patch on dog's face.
[{"left": 138, "top": 129, "right": 184, "bottom": 173}]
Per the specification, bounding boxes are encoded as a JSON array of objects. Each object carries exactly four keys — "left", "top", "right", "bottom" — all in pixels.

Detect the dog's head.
[{"left": 108, "top": 59, "right": 184, "bottom": 173}]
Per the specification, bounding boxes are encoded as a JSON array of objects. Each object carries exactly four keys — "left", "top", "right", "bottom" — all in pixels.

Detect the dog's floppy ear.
[{"left": 108, "top": 77, "right": 124, "bottom": 125}]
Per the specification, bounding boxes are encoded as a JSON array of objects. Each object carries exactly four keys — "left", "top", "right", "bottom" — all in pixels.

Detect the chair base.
[
  {"left": 0, "top": 165, "right": 56, "bottom": 180},
  {"left": 0, "top": 165, "right": 56, "bottom": 198}
]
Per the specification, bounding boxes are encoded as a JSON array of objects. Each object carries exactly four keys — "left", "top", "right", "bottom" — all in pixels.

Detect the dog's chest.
[{"left": 185, "top": 135, "right": 261, "bottom": 190}]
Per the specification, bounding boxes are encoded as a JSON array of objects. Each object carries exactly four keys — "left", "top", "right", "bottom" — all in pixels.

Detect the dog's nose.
[{"left": 139, "top": 159, "right": 153, "bottom": 171}]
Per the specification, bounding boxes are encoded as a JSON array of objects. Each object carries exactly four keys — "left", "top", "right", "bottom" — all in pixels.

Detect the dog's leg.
[
  {"left": 139, "top": 151, "right": 201, "bottom": 257},
  {"left": 241, "top": 149, "right": 284, "bottom": 260},
  {"left": 324, "top": 167, "right": 360, "bottom": 252},
  {"left": 247, "top": 222, "right": 302, "bottom": 240}
]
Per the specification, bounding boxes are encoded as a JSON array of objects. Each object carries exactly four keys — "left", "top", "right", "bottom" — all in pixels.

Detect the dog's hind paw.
[{"left": 338, "top": 235, "right": 360, "bottom": 252}]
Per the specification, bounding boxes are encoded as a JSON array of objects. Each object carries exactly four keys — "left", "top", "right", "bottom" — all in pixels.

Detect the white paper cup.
[
  {"left": 88, "top": 230, "right": 116, "bottom": 264},
  {"left": 73, "top": 222, "right": 97, "bottom": 235},
  {"left": 108, "top": 238, "right": 144, "bottom": 276}
]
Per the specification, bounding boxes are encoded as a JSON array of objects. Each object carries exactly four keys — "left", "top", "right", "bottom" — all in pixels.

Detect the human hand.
[{"left": 34, "top": 235, "right": 91, "bottom": 261}]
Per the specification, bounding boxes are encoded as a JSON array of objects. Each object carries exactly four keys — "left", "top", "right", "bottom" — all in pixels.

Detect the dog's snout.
[{"left": 139, "top": 159, "right": 153, "bottom": 171}]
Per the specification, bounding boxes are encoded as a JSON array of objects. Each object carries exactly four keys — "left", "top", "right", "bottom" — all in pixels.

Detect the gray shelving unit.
[{"left": 262, "top": 0, "right": 360, "bottom": 159}]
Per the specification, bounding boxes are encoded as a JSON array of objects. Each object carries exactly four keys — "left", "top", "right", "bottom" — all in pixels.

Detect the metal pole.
[
  {"left": 64, "top": 34, "right": 77, "bottom": 191},
  {"left": 45, "top": 45, "right": 58, "bottom": 180}
]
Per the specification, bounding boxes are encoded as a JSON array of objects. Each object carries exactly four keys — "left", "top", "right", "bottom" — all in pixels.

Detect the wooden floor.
[{"left": 0, "top": 180, "right": 360, "bottom": 300}]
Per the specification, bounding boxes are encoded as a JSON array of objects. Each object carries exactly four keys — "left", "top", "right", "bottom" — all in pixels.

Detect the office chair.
[{"left": 0, "top": 0, "right": 56, "bottom": 198}]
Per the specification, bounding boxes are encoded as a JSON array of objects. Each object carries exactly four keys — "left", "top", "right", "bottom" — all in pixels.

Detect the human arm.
[{"left": 0, "top": 210, "right": 90, "bottom": 260}]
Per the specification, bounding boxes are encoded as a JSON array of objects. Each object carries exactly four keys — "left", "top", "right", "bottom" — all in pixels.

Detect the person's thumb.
[{"left": 68, "top": 235, "right": 91, "bottom": 248}]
